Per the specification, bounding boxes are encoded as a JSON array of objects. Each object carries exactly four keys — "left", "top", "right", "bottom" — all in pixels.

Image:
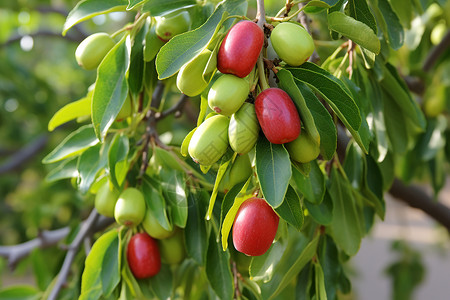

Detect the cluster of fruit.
[{"left": 95, "top": 182, "right": 185, "bottom": 279}]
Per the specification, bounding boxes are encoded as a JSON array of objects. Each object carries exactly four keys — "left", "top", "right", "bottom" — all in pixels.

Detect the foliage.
[{"left": 0, "top": 0, "right": 449, "bottom": 299}]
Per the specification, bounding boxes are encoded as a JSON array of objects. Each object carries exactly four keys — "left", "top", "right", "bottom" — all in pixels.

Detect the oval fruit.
[
  {"left": 155, "top": 11, "right": 191, "bottom": 42},
  {"left": 255, "top": 88, "right": 301, "bottom": 144},
  {"left": 127, "top": 232, "right": 161, "bottom": 279},
  {"left": 188, "top": 115, "right": 230, "bottom": 166},
  {"left": 158, "top": 229, "right": 186, "bottom": 264},
  {"left": 177, "top": 49, "right": 212, "bottom": 97},
  {"left": 94, "top": 180, "right": 119, "bottom": 218},
  {"left": 114, "top": 188, "right": 146, "bottom": 227},
  {"left": 217, "top": 20, "right": 264, "bottom": 78},
  {"left": 208, "top": 74, "right": 249, "bottom": 116},
  {"left": 270, "top": 22, "right": 314, "bottom": 66},
  {"left": 75, "top": 32, "right": 115, "bottom": 70},
  {"left": 116, "top": 96, "right": 132, "bottom": 121},
  {"left": 285, "top": 131, "right": 320, "bottom": 163},
  {"left": 142, "top": 209, "right": 175, "bottom": 240},
  {"left": 229, "top": 102, "right": 259, "bottom": 154},
  {"left": 219, "top": 153, "right": 253, "bottom": 193},
  {"left": 232, "top": 197, "right": 279, "bottom": 256},
  {"left": 144, "top": 24, "right": 166, "bottom": 61}
]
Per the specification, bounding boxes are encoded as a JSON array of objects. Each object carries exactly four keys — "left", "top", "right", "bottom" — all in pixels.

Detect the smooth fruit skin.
[
  {"left": 232, "top": 197, "right": 279, "bottom": 256},
  {"left": 116, "top": 96, "right": 132, "bottom": 121},
  {"left": 94, "top": 180, "right": 119, "bottom": 218},
  {"left": 177, "top": 49, "right": 212, "bottom": 97},
  {"left": 285, "top": 131, "right": 320, "bottom": 163},
  {"left": 219, "top": 153, "right": 252, "bottom": 193},
  {"left": 142, "top": 209, "right": 175, "bottom": 240},
  {"left": 217, "top": 21, "right": 264, "bottom": 78},
  {"left": 255, "top": 88, "right": 301, "bottom": 144},
  {"left": 229, "top": 102, "right": 260, "bottom": 154},
  {"left": 188, "top": 115, "right": 229, "bottom": 166},
  {"left": 127, "top": 233, "right": 161, "bottom": 279},
  {"left": 270, "top": 22, "right": 314, "bottom": 66},
  {"left": 144, "top": 24, "right": 165, "bottom": 61},
  {"left": 208, "top": 74, "right": 249, "bottom": 116},
  {"left": 114, "top": 188, "right": 146, "bottom": 227},
  {"left": 155, "top": 11, "right": 191, "bottom": 42},
  {"left": 158, "top": 229, "right": 186, "bottom": 264},
  {"left": 75, "top": 33, "right": 115, "bottom": 70}
]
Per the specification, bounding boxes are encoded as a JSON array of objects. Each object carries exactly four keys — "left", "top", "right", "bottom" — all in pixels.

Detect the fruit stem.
[{"left": 257, "top": 53, "right": 270, "bottom": 91}]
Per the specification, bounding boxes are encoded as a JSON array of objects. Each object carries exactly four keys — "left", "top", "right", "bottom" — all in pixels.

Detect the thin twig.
[
  {"left": 0, "top": 30, "right": 84, "bottom": 48},
  {"left": 423, "top": 30, "right": 450, "bottom": 72},
  {"left": 155, "top": 94, "right": 189, "bottom": 120}
]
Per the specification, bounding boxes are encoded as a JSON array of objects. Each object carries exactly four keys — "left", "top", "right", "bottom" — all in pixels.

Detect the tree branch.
[
  {"left": 0, "top": 30, "right": 85, "bottom": 48},
  {"left": 423, "top": 29, "right": 450, "bottom": 72},
  {"left": 155, "top": 94, "right": 189, "bottom": 120}
]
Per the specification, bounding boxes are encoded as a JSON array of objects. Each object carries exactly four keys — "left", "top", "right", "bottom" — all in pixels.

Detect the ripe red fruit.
[
  {"left": 232, "top": 197, "right": 279, "bottom": 256},
  {"left": 254, "top": 88, "right": 301, "bottom": 144},
  {"left": 217, "top": 20, "right": 264, "bottom": 78},
  {"left": 127, "top": 233, "right": 161, "bottom": 279}
]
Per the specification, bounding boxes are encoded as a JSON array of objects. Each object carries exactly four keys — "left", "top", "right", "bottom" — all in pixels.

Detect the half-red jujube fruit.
[{"left": 254, "top": 88, "right": 301, "bottom": 144}]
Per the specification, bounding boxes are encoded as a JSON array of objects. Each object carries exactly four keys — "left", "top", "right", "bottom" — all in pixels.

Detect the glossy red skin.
[
  {"left": 232, "top": 197, "right": 279, "bottom": 256},
  {"left": 255, "top": 88, "right": 301, "bottom": 144},
  {"left": 127, "top": 233, "right": 161, "bottom": 279},
  {"left": 217, "top": 21, "right": 264, "bottom": 78}
]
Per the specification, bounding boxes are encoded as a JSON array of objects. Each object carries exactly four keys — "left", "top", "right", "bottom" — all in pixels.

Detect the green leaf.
[
  {"left": 304, "top": 190, "right": 333, "bottom": 225},
  {"left": 291, "top": 161, "right": 325, "bottom": 204},
  {"left": 142, "top": 177, "right": 172, "bottom": 231},
  {"left": 80, "top": 229, "right": 118, "bottom": 300},
  {"left": 377, "top": 0, "right": 404, "bottom": 50},
  {"left": 92, "top": 35, "right": 130, "bottom": 141},
  {"left": 45, "top": 158, "right": 79, "bottom": 182},
  {"left": 255, "top": 137, "right": 291, "bottom": 208},
  {"left": 328, "top": 168, "right": 362, "bottom": 256},
  {"left": 181, "top": 127, "right": 196, "bottom": 157},
  {"left": 296, "top": 82, "right": 337, "bottom": 160},
  {"left": 42, "top": 125, "right": 99, "bottom": 164},
  {"left": 277, "top": 69, "right": 320, "bottom": 145},
  {"left": 63, "top": 0, "right": 128, "bottom": 35},
  {"left": 77, "top": 141, "right": 110, "bottom": 194},
  {"left": 142, "top": 0, "right": 197, "bottom": 16},
  {"left": 127, "top": 0, "right": 148, "bottom": 10},
  {"left": 417, "top": 116, "right": 447, "bottom": 162},
  {"left": 220, "top": 181, "right": 246, "bottom": 228},
  {"left": 348, "top": 0, "right": 377, "bottom": 34},
  {"left": 0, "top": 285, "right": 41, "bottom": 300},
  {"left": 48, "top": 95, "right": 92, "bottom": 131},
  {"left": 185, "top": 191, "right": 208, "bottom": 265},
  {"left": 206, "top": 231, "right": 233, "bottom": 300},
  {"left": 156, "top": 0, "right": 247, "bottom": 79},
  {"left": 108, "top": 133, "right": 129, "bottom": 190},
  {"left": 275, "top": 185, "right": 304, "bottom": 231},
  {"left": 160, "top": 169, "right": 188, "bottom": 228},
  {"left": 128, "top": 21, "right": 147, "bottom": 96},
  {"left": 327, "top": 11, "right": 380, "bottom": 54},
  {"left": 101, "top": 234, "right": 120, "bottom": 297},
  {"left": 149, "top": 264, "right": 173, "bottom": 300},
  {"left": 314, "top": 262, "right": 327, "bottom": 300},
  {"left": 250, "top": 240, "right": 287, "bottom": 282}
]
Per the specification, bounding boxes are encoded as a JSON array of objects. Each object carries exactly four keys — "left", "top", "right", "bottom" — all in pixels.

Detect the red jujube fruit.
[
  {"left": 232, "top": 197, "right": 280, "bottom": 256},
  {"left": 127, "top": 232, "right": 161, "bottom": 279},
  {"left": 217, "top": 20, "right": 264, "bottom": 78},
  {"left": 254, "top": 88, "right": 301, "bottom": 144}
]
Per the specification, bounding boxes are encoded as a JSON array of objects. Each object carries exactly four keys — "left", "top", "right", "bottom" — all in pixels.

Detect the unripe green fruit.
[
  {"left": 158, "top": 229, "right": 186, "bottom": 264},
  {"left": 177, "top": 49, "right": 212, "bottom": 96},
  {"left": 431, "top": 22, "right": 446, "bottom": 45},
  {"left": 155, "top": 11, "right": 191, "bottom": 42},
  {"left": 229, "top": 103, "right": 259, "bottom": 154},
  {"left": 114, "top": 188, "right": 146, "bottom": 227},
  {"left": 271, "top": 22, "right": 314, "bottom": 66},
  {"left": 144, "top": 24, "right": 165, "bottom": 61},
  {"left": 75, "top": 33, "right": 115, "bottom": 70},
  {"left": 219, "top": 154, "right": 252, "bottom": 193},
  {"left": 208, "top": 74, "right": 249, "bottom": 116},
  {"left": 95, "top": 180, "right": 120, "bottom": 218},
  {"left": 116, "top": 96, "right": 132, "bottom": 121},
  {"left": 285, "top": 131, "right": 320, "bottom": 163},
  {"left": 188, "top": 115, "right": 230, "bottom": 166},
  {"left": 424, "top": 85, "right": 447, "bottom": 118},
  {"left": 142, "top": 209, "right": 175, "bottom": 240}
]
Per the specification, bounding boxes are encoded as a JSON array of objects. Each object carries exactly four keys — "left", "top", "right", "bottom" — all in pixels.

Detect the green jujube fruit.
[
  {"left": 95, "top": 180, "right": 120, "bottom": 218},
  {"left": 219, "top": 153, "right": 252, "bottom": 193},
  {"left": 116, "top": 96, "right": 132, "bottom": 121},
  {"left": 228, "top": 102, "right": 259, "bottom": 154},
  {"left": 142, "top": 209, "right": 175, "bottom": 240},
  {"left": 144, "top": 24, "right": 166, "bottom": 62},
  {"left": 114, "top": 188, "right": 146, "bottom": 227},
  {"left": 285, "top": 131, "right": 320, "bottom": 163},
  {"left": 75, "top": 33, "right": 116, "bottom": 70},
  {"left": 270, "top": 22, "right": 314, "bottom": 66},
  {"left": 177, "top": 49, "right": 212, "bottom": 96},
  {"left": 188, "top": 115, "right": 229, "bottom": 166},
  {"left": 158, "top": 229, "right": 186, "bottom": 264},
  {"left": 208, "top": 74, "right": 249, "bottom": 116},
  {"left": 155, "top": 11, "right": 191, "bottom": 42}
]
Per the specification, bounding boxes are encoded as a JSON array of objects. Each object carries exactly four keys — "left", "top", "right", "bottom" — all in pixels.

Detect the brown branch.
[
  {"left": 155, "top": 94, "right": 189, "bottom": 120},
  {"left": 423, "top": 30, "right": 450, "bottom": 72},
  {"left": 0, "top": 30, "right": 85, "bottom": 48},
  {"left": 0, "top": 134, "right": 49, "bottom": 175}
]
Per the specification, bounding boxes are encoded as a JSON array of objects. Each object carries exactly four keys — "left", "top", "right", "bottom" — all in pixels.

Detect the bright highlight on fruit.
[{"left": 75, "top": 32, "right": 115, "bottom": 70}]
